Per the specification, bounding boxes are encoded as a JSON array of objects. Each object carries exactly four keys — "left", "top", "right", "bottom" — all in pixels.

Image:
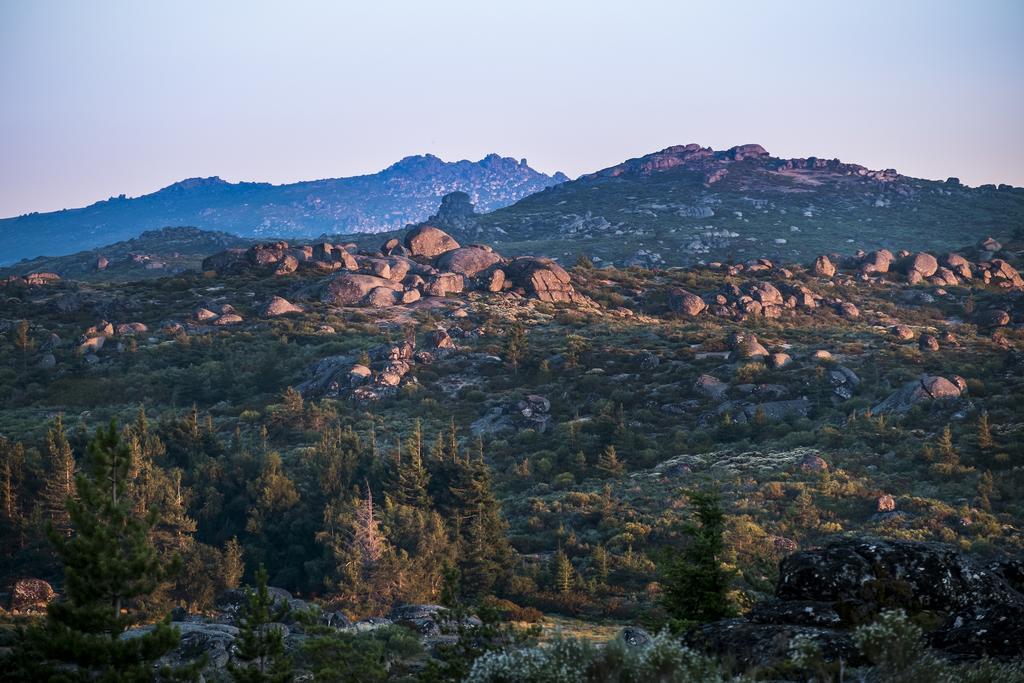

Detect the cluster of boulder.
[
  {"left": 192, "top": 304, "right": 244, "bottom": 326},
  {"left": 297, "top": 331, "right": 457, "bottom": 402},
  {"left": 471, "top": 394, "right": 553, "bottom": 436},
  {"left": 201, "top": 225, "right": 585, "bottom": 309},
  {"left": 809, "top": 239, "right": 1022, "bottom": 289},
  {"left": 69, "top": 319, "right": 151, "bottom": 363},
  {"left": 686, "top": 537, "right": 1024, "bottom": 666},
  {"left": 2, "top": 272, "right": 61, "bottom": 287},
  {"left": 202, "top": 240, "right": 358, "bottom": 277},
  {"left": 324, "top": 226, "right": 584, "bottom": 307},
  {"left": 668, "top": 265, "right": 857, "bottom": 322}
]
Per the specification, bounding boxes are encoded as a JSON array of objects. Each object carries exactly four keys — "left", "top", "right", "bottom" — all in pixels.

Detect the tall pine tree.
[
  {"left": 42, "top": 414, "right": 77, "bottom": 538},
  {"left": 7, "top": 420, "right": 197, "bottom": 682},
  {"left": 228, "top": 565, "right": 293, "bottom": 683},
  {"left": 660, "top": 488, "right": 735, "bottom": 631}
]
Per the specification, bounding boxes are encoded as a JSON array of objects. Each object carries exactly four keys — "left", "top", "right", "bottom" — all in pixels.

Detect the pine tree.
[
  {"left": 553, "top": 549, "right": 574, "bottom": 593},
  {"left": 0, "top": 449, "right": 26, "bottom": 552},
  {"left": 42, "top": 414, "right": 77, "bottom": 538},
  {"left": 592, "top": 544, "right": 609, "bottom": 584},
  {"left": 937, "top": 425, "right": 959, "bottom": 467},
  {"left": 450, "top": 453, "right": 513, "bottom": 598},
  {"left": 353, "top": 484, "right": 385, "bottom": 571},
  {"left": 596, "top": 445, "right": 625, "bottom": 478},
  {"left": 223, "top": 537, "right": 246, "bottom": 589},
  {"left": 12, "top": 319, "right": 34, "bottom": 370},
  {"left": 8, "top": 420, "right": 196, "bottom": 682},
  {"left": 660, "top": 489, "right": 735, "bottom": 631},
  {"left": 977, "top": 470, "right": 995, "bottom": 512},
  {"left": 504, "top": 323, "right": 527, "bottom": 372},
  {"left": 977, "top": 414, "right": 995, "bottom": 451},
  {"left": 396, "top": 421, "right": 430, "bottom": 509},
  {"left": 228, "top": 565, "right": 293, "bottom": 683}
]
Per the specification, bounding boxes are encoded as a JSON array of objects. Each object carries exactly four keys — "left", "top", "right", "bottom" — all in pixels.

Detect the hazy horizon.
[{"left": 2, "top": 0, "right": 1022, "bottom": 218}]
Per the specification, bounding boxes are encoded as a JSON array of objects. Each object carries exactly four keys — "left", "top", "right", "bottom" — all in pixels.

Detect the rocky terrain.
[
  {"left": 0, "top": 154, "right": 567, "bottom": 264},
  {"left": 1, "top": 195, "right": 1023, "bottom": 679},
  {"left": 458, "top": 143, "right": 1024, "bottom": 268}
]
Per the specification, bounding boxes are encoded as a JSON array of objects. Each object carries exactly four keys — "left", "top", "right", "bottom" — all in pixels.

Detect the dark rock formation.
[
  {"left": 687, "top": 538, "right": 1024, "bottom": 667},
  {"left": 872, "top": 375, "right": 962, "bottom": 413}
]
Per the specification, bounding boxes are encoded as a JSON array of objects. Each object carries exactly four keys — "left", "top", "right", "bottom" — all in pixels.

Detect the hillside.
[
  {"left": 1, "top": 217, "right": 1023, "bottom": 676},
  {"left": 464, "top": 143, "right": 1024, "bottom": 267},
  {"left": 0, "top": 226, "right": 256, "bottom": 282},
  {"left": 0, "top": 154, "right": 567, "bottom": 264}
]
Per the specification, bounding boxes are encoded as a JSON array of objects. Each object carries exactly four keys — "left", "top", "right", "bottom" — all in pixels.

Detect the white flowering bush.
[
  {"left": 851, "top": 609, "right": 1024, "bottom": 683},
  {"left": 465, "top": 629, "right": 739, "bottom": 683},
  {"left": 464, "top": 636, "right": 594, "bottom": 683}
]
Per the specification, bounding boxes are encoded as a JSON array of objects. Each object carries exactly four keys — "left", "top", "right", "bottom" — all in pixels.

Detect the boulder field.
[{"left": 202, "top": 225, "right": 586, "bottom": 307}]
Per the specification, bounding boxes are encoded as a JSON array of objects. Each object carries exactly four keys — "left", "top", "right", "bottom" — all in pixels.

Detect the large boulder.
[
  {"left": 859, "top": 249, "right": 894, "bottom": 275},
  {"left": 727, "top": 331, "right": 769, "bottom": 360},
  {"left": 261, "top": 296, "right": 304, "bottom": 317},
  {"left": 504, "top": 257, "right": 582, "bottom": 303},
  {"left": 694, "top": 374, "right": 728, "bottom": 400},
  {"left": 435, "top": 246, "right": 503, "bottom": 278},
  {"left": 975, "top": 309, "right": 1011, "bottom": 327},
  {"left": 813, "top": 255, "right": 836, "bottom": 278},
  {"left": 423, "top": 273, "right": 465, "bottom": 297},
  {"left": 776, "top": 538, "right": 1024, "bottom": 657},
  {"left": 403, "top": 225, "right": 461, "bottom": 259},
  {"left": 903, "top": 252, "right": 939, "bottom": 279},
  {"left": 687, "top": 538, "right": 1024, "bottom": 666},
  {"left": 322, "top": 274, "right": 403, "bottom": 306},
  {"left": 667, "top": 288, "right": 706, "bottom": 316},
  {"left": 7, "top": 578, "right": 56, "bottom": 613},
  {"left": 872, "top": 375, "right": 962, "bottom": 413}
]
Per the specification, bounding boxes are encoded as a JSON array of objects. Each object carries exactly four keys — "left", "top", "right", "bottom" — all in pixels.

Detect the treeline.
[{"left": 0, "top": 406, "right": 512, "bottom": 617}]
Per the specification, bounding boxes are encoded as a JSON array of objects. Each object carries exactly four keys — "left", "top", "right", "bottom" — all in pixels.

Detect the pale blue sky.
[{"left": 1, "top": 0, "right": 1022, "bottom": 217}]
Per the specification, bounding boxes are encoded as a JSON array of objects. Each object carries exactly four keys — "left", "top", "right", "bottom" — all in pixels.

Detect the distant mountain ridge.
[
  {"left": 0, "top": 153, "right": 567, "bottom": 264},
  {"left": 465, "top": 143, "right": 1023, "bottom": 267}
]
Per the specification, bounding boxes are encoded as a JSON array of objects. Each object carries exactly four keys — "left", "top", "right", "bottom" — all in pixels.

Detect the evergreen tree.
[
  {"left": 42, "top": 414, "right": 77, "bottom": 538},
  {"left": 228, "top": 565, "right": 293, "bottom": 683},
  {"left": 937, "top": 425, "right": 958, "bottom": 465},
  {"left": 596, "top": 445, "right": 625, "bottom": 478},
  {"left": 449, "top": 453, "right": 513, "bottom": 599},
  {"left": 504, "top": 323, "right": 527, "bottom": 373},
  {"left": 396, "top": 420, "right": 430, "bottom": 509},
  {"left": 591, "top": 544, "right": 609, "bottom": 584},
  {"left": 12, "top": 319, "right": 34, "bottom": 370},
  {"left": 977, "top": 414, "right": 995, "bottom": 451},
  {"left": 660, "top": 489, "right": 735, "bottom": 631},
  {"left": 7, "top": 420, "right": 196, "bottom": 682},
  {"left": 977, "top": 470, "right": 995, "bottom": 512},
  {"left": 553, "top": 549, "right": 574, "bottom": 593},
  {"left": 0, "top": 448, "right": 26, "bottom": 553}
]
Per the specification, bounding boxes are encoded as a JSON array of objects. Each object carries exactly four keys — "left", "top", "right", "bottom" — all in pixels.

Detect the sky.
[{"left": 1, "top": 0, "right": 1022, "bottom": 217}]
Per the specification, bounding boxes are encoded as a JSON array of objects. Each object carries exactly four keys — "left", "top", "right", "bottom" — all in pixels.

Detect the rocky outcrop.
[
  {"left": 813, "top": 255, "right": 836, "bottom": 278},
  {"left": 872, "top": 375, "right": 963, "bottom": 413},
  {"left": 687, "top": 538, "right": 1024, "bottom": 666},
  {"left": 403, "top": 225, "right": 461, "bottom": 259},
  {"left": 261, "top": 296, "right": 304, "bottom": 317},
  {"left": 471, "top": 394, "right": 552, "bottom": 436},
  {"left": 903, "top": 252, "right": 939, "bottom": 281},
  {"left": 322, "top": 274, "right": 404, "bottom": 307},
  {"left": 694, "top": 374, "right": 728, "bottom": 400},
  {"left": 434, "top": 246, "right": 502, "bottom": 277},
  {"left": 727, "top": 331, "right": 769, "bottom": 360},
  {"left": 6, "top": 577, "right": 56, "bottom": 613},
  {"left": 667, "top": 288, "right": 706, "bottom": 316},
  {"left": 502, "top": 257, "right": 580, "bottom": 303}
]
